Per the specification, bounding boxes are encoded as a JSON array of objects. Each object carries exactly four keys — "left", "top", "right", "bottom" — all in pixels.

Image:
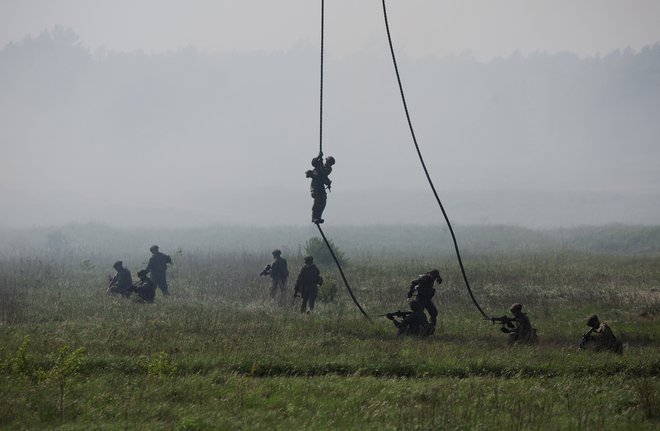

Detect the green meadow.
[{"left": 1, "top": 225, "right": 659, "bottom": 429}]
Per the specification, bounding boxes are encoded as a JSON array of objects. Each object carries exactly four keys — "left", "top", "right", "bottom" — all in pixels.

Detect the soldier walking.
[
  {"left": 145, "top": 245, "right": 172, "bottom": 296},
  {"left": 260, "top": 249, "right": 289, "bottom": 305},
  {"left": 294, "top": 256, "right": 323, "bottom": 314}
]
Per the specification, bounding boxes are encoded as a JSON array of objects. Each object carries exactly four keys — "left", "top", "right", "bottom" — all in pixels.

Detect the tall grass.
[{"left": 1, "top": 231, "right": 659, "bottom": 429}]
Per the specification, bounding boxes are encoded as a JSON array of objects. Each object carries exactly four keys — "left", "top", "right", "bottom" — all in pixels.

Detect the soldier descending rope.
[{"left": 306, "top": 154, "right": 335, "bottom": 224}]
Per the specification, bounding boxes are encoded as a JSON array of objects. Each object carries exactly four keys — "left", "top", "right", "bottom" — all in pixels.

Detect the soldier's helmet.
[
  {"left": 409, "top": 299, "right": 423, "bottom": 312},
  {"left": 113, "top": 260, "right": 123, "bottom": 269},
  {"left": 150, "top": 245, "right": 159, "bottom": 252},
  {"left": 510, "top": 303, "right": 523, "bottom": 314},
  {"left": 272, "top": 249, "right": 282, "bottom": 256},
  {"left": 326, "top": 156, "right": 335, "bottom": 166},
  {"left": 137, "top": 269, "right": 149, "bottom": 278},
  {"left": 429, "top": 269, "right": 441, "bottom": 282},
  {"left": 587, "top": 314, "right": 600, "bottom": 327},
  {"left": 304, "top": 256, "right": 314, "bottom": 264}
]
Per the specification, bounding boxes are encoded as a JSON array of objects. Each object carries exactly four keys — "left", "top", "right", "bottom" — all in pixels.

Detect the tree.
[{"left": 304, "top": 237, "right": 348, "bottom": 267}]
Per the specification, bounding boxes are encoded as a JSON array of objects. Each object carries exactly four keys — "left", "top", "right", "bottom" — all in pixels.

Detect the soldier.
[
  {"left": 491, "top": 303, "right": 538, "bottom": 345},
  {"left": 145, "top": 245, "right": 172, "bottom": 296},
  {"left": 108, "top": 261, "right": 133, "bottom": 297},
  {"left": 579, "top": 314, "right": 623, "bottom": 354},
  {"left": 387, "top": 300, "right": 434, "bottom": 336},
  {"left": 268, "top": 249, "right": 289, "bottom": 303},
  {"left": 305, "top": 154, "right": 335, "bottom": 224},
  {"left": 407, "top": 269, "right": 442, "bottom": 327},
  {"left": 131, "top": 269, "right": 156, "bottom": 303},
  {"left": 293, "top": 256, "right": 323, "bottom": 314}
]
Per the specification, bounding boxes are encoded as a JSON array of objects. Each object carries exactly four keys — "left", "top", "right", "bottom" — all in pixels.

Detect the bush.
[
  {"left": 304, "top": 237, "right": 348, "bottom": 267},
  {"left": 318, "top": 278, "right": 338, "bottom": 303}
]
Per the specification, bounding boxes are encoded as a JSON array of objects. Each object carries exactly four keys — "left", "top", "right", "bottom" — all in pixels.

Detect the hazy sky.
[
  {"left": 1, "top": 1, "right": 660, "bottom": 228},
  {"left": 1, "top": 0, "right": 660, "bottom": 60}
]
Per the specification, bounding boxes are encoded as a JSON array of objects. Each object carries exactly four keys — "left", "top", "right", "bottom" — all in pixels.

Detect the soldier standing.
[
  {"left": 145, "top": 245, "right": 172, "bottom": 296},
  {"left": 305, "top": 154, "right": 335, "bottom": 224},
  {"left": 294, "top": 256, "right": 323, "bottom": 314},
  {"left": 407, "top": 269, "right": 442, "bottom": 328},
  {"left": 269, "top": 249, "right": 289, "bottom": 304},
  {"left": 108, "top": 261, "right": 133, "bottom": 297},
  {"left": 579, "top": 314, "right": 623, "bottom": 354}
]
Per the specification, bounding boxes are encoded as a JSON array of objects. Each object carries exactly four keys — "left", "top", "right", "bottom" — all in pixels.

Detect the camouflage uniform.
[
  {"left": 132, "top": 271, "right": 156, "bottom": 303},
  {"left": 294, "top": 259, "right": 322, "bottom": 313},
  {"left": 270, "top": 254, "right": 289, "bottom": 302},
  {"left": 146, "top": 247, "right": 172, "bottom": 295},
  {"left": 392, "top": 310, "right": 433, "bottom": 336},
  {"left": 407, "top": 271, "right": 441, "bottom": 326},
  {"left": 307, "top": 155, "right": 333, "bottom": 223},
  {"left": 590, "top": 323, "right": 623, "bottom": 353},
  {"left": 108, "top": 262, "right": 133, "bottom": 297},
  {"left": 507, "top": 311, "right": 538, "bottom": 345},
  {"left": 583, "top": 317, "right": 623, "bottom": 354}
]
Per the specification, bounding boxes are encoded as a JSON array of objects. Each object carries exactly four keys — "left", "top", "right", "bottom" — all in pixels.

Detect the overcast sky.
[
  {"left": 1, "top": 1, "right": 660, "bottom": 228},
  {"left": 2, "top": 0, "right": 660, "bottom": 60}
]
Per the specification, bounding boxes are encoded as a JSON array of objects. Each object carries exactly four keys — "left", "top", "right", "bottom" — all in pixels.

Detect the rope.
[
  {"left": 380, "top": 0, "right": 488, "bottom": 319},
  {"left": 311, "top": 1, "right": 370, "bottom": 322},
  {"left": 316, "top": 224, "right": 372, "bottom": 322},
  {"left": 318, "top": 0, "right": 325, "bottom": 156}
]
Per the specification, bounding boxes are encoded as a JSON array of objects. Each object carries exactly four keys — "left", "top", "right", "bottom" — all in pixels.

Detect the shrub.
[
  {"left": 318, "top": 278, "right": 338, "bottom": 303},
  {"left": 304, "top": 237, "right": 348, "bottom": 267}
]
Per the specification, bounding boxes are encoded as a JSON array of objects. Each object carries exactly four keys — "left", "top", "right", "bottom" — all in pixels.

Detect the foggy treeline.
[
  {"left": 2, "top": 27, "right": 659, "bottom": 227},
  {"left": 2, "top": 223, "right": 660, "bottom": 263}
]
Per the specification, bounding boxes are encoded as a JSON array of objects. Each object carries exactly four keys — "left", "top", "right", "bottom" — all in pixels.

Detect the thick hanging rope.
[
  {"left": 381, "top": 0, "right": 488, "bottom": 319},
  {"left": 317, "top": 224, "right": 372, "bottom": 322},
  {"left": 313, "top": 0, "right": 370, "bottom": 321},
  {"left": 318, "top": 0, "right": 325, "bottom": 155}
]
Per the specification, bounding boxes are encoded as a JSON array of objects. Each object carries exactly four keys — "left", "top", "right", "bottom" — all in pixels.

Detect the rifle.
[
  {"left": 487, "top": 315, "right": 516, "bottom": 333},
  {"left": 259, "top": 264, "right": 272, "bottom": 276},
  {"left": 378, "top": 310, "right": 413, "bottom": 320},
  {"left": 578, "top": 328, "right": 594, "bottom": 350}
]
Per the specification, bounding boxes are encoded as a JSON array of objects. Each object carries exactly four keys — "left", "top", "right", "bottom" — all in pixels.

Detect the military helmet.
[
  {"left": 587, "top": 314, "right": 599, "bottom": 327},
  {"left": 510, "top": 303, "right": 523, "bottom": 313},
  {"left": 272, "top": 249, "right": 282, "bottom": 256},
  {"left": 429, "top": 269, "right": 441, "bottom": 279},
  {"left": 326, "top": 156, "right": 335, "bottom": 165},
  {"left": 409, "top": 299, "right": 423, "bottom": 312},
  {"left": 113, "top": 260, "right": 123, "bottom": 269},
  {"left": 137, "top": 269, "right": 149, "bottom": 278},
  {"left": 304, "top": 255, "right": 314, "bottom": 264},
  {"left": 150, "top": 245, "right": 159, "bottom": 252}
]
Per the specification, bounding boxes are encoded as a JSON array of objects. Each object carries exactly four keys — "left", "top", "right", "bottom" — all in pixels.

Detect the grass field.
[{"left": 1, "top": 225, "right": 659, "bottom": 429}]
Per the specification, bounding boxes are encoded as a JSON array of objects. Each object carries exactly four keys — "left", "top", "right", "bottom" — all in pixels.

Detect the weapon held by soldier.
[{"left": 490, "top": 303, "right": 538, "bottom": 345}]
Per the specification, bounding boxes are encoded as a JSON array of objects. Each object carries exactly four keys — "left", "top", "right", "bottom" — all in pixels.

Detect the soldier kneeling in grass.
[
  {"left": 490, "top": 303, "right": 538, "bottom": 345},
  {"left": 107, "top": 261, "right": 133, "bottom": 297},
  {"left": 386, "top": 300, "right": 434, "bottom": 337},
  {"left": 578, "top": 314, "right": 623, "bottom": 354},
  {"left": 130, "top": 269, "right": 156, "bottom": 303}
]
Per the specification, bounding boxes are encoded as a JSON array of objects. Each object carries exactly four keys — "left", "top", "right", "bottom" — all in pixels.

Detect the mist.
[{"left": 1, "top": 27, "right": 659, "bottom": 228}]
